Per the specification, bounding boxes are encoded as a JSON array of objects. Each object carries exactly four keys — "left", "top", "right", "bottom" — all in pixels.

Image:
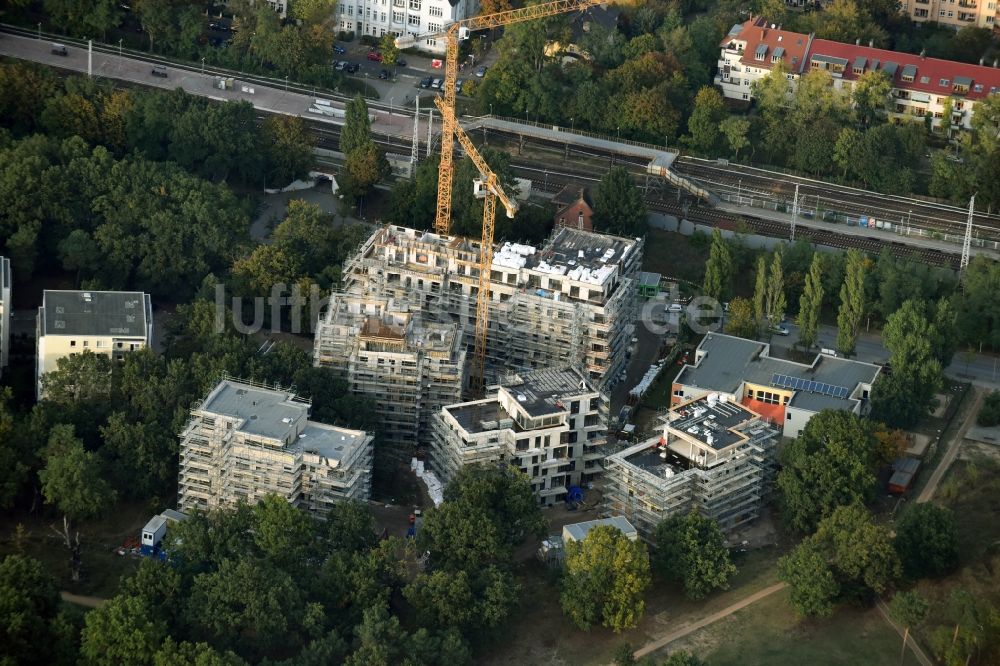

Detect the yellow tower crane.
[
  {"left": 397, "top": 0, "right": 604, "bottom": 236},
  {"left": 433, "top": 97, "right": 517, "bottom": 396}
]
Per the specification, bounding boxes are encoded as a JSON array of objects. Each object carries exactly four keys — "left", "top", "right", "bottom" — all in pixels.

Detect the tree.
[
  {"left": 725, "top": 296, "right": 758, "bottom": 339},
  {"left": 894, "top": 503, "right": 958, "bottom": 579},
  {"left": 261, "top": 115, "right": 314, "bottom": 187},
  {"left": 777, "top": 410, "right": 878, "bottom": 532},
  {"left": 765, "top": 250, "right": 786, "bottom": 326},
  {"left": 781, "top": 504, "right": 900, "bottom": 616},
  {"left": 0, "top": 389, "right": 31, "bottom": 509},
  {"left": 560, "top": 525, "right": 651, "bottom": 632},
  {"left": 872, "top": 299, "right": 944, "bottom": 428},
  {"left": 0, "top": 555, "right": 72, "bottom": 666},
  {"left": 40, "top": 349, "right": 112, "bottom": 405},
  {"left": 686, "top": 86, "right": 725, "bottom": 154},
  {"left": 779, "top": 541, "right": 839, "bottom": 618},
  {"left": 653, "top": 511, "right": 737, "bottom": 600},
  {"left": 343, "top": 142, "right": 390, "bottom": 199},
  {"left": 719, "top": 116, "right": 750, "bottom": 159},
  {"left": 592, "top": 167, "right": 647, "bottom": 236},
  {"left": 38, "top": 425, "right": 116, "bottom": 581},
  {"left": 252, "top": 494, "right": 318, "bottom": 570},
  {"left": 836, "top": 249, "right": 867, "bottom": 356},
  {"left": 797, "top": 254, "right": 824, "bottom": 349},
  {"left": 378, "top": 33, "right": 399, "bottom": 67},
  {"left": 889, "top": 590, "right": 928, "bottom": 662},
  {"left": 80, "top": 594, "right": 168, "bottom": 666},
  {"left": 980, "top": 391, "right": 1000, "bottom": 427},
  {"left": 852, "top": 70, "right": 891, "bottom": 128},
  {"left": 153, "top": 639, "right": 247, "bottom": 666},
  {"left": 752, "top": 255, "right": 767, "bottom": 325},
  {"left": 702, "top": 229, "right": 732, "bottom": 301},
  {"left": 341, "top": 95, "right": 373, "bottom": 157}
]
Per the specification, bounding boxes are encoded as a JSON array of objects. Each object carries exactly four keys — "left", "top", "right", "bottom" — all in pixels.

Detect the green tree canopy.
[
  {"left": 560, "top": 525, "right": 651, "bottom": 632},
  {"left": 593, "top": 166, "right": 647, "bottom": 236},
  {"left": 893, "top": 503, "right": 958, "bottom": 579},
  {"left": 653, "top": 511, "right": 737, "bottom": 600}
]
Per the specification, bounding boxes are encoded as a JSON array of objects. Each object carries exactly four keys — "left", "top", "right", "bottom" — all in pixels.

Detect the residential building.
[
  {"left": 715, "top": 17, "right": 1000, "bottom": 132},
  {"left": 603, "top": 394, "right": 780, "bottom": 540},
  {"left": 553, "top": 187, "right": 595, "bottom": 232},
  {"left": 671, "top": 333, "right": 881, "bottom": 439},
  {"left": 313, "top": 293, "right": 466, "bottom": 450},
  {"left": 430, "top": 366, "right": 609, "bottom": 505},
  {"left": 0, "top": 257, "right": 9, "bottom": 377},
  {"left": 35, "top": 290, "right": 152, "bottom": 399},
  {"left": 177, "top": 378, "right": 374, "bottom": 514},
  {"left": 224, "top": 0, "right": 286, "bottom": 19},
  {"left": 342, "top": 225, "right": 643, "bottom": 388},
  {"left": 901, "top": 0, "right": 996, "bottom": 30},
  {"left": 335, "top": 0, "right": 480, "bottom": 54}
]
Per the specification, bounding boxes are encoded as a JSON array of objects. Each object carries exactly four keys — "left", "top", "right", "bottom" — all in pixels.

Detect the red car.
[{"left": 367, "top": 51, "right": 382, "bottom": 62}]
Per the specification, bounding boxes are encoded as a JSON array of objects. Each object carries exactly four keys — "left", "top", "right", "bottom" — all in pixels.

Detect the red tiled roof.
[
  {"left": 721, "top": 18, "right": 811, "bottom": 74},
  {"left": 809, "top": 39, "right": 1000, "bottom": 101}
]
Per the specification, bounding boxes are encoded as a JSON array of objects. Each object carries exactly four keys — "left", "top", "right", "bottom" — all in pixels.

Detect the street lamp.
[
  {"left": 284, "top": 75, "right": 288, "bottom": 91},
  {"left": 489, "top": 103, "right": 493, "bottom": 116},
  {"left": 570, "top": 117, "right": 574, "bottom": 132},
  {"left": 119, "top": 38, "right": 123, "bottom": 57},
  {"left": 617, "top": 126, "right": 621, "bottom": 140},
  {"left": 201, "top": 57, "right": 206, "bottom": 74},
  {"left": 525, "top": 107, "right": 529, "bottom": 124}
]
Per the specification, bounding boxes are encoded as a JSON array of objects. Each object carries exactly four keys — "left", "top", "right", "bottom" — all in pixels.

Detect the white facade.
[
  {"left": 430, "top": 367, "right": 609, "bottom": 505},
  {"left": 336, "top": 0, "right": 480, "bottom": 53},
  {"left": 178, "top": 379, "right": 375, "bottom": 515},
  {"left": 35, "top": 290, "right": 152, "bottom": 399},
  {"left": 0, "top": 257, "right": 10, "bottom": 377}
]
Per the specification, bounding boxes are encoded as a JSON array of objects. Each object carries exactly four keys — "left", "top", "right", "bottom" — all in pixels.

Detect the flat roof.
[
  {"left": 446, "top": 399, "right": 515, "bottom": 434},
  {"left": 563, "top": 516, "right": 637, "bottom": 542},
  {"left": 638, "top": 271, "right": 660, "bottom": 287},
  {"left": 201, "top": 380, "right": 308, "bottom": 441},
  {"left": 41, "top": 290, "right": 149, "bottom": 337},
  {"left": 505, "top": 366, "right": 596, "bottom": 418},
  {"left": 677, "top": 334, "right": 879, "bottom": 412},
  {"left": 524, "top": 227, "right": 637, "bottom": 286},
  {"left": 298, "top": 422, "right": 368, "bottom": 462},
  {"left": 142, "top": 515, "right": 166, "bottom": 533},
  {"left": 668, "top": 396, "right": 760, "bottom": 450}
]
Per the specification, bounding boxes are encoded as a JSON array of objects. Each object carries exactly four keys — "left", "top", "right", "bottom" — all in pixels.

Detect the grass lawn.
[
  {"left": 0, "top": 502, "right": 151, "bottom": 599},
  {"left": 654, "top": 587, "right": 922, "bottom": 666},
  {"left": 480, "top": 545, "right": 786, "bottom": 666}
]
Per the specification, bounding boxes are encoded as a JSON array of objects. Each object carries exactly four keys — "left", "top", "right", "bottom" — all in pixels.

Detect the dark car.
[
  {"left": 396, "top": 58, "right": 407, "bottom": 67},
  {"left": 51, "top": 43, "right": 68, "bottom": 56},
  {"left": 366, "top": 51, "right": 382, "bottom": 62},
  {"left": 378, "top": 69, "right": 390, "bottom": 80},
  {"left": 333, "top": 44, "right": 346, "bottom": 54},
  {"left": 345, "top": 63, "right": 359, "bottom": 73},
  {"left": 419, "top": 76, "right": 432, "bottom": 88}
]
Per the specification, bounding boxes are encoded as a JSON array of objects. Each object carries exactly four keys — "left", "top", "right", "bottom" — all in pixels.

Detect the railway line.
[{"left": 301, "top": 115, "right": 962, "bottom": 267}]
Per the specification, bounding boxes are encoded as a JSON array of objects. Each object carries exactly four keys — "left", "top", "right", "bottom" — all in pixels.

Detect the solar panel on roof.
[{"left": 771, "top": 373, "right": 782, "bottom": 386}]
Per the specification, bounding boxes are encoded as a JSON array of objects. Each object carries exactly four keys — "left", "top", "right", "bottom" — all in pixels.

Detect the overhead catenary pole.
[
  {"left": 960, "top": 194, "right": 975, "bottom": 272},
  {"left": 411, "top": 94, "right": 420, "bottom": 170},
  {"left": 426, "top": 108, "right": 434, "bottom": 159},
  {"left": 790, "top": 183, "right": 799, "bottom": 242},
  {"left": 87, "top": 40, "right": 92, "bottom": 77}
]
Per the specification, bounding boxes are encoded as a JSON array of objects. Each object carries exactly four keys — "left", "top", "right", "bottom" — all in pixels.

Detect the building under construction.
[
  {"left": 430, "top": 366, "right": 608, "bottom": 505},
  {"left": 340, "top": 224, "right": 643, "bottom": 388},
  {"left": 177, "top": 378, "right": 374, "bottom": 515},
  {"left": 603, "top": 394, "right": 779, "bottom": 540},
  {"left": 313, "top": 293, "right": 466, "bottom": 449}
]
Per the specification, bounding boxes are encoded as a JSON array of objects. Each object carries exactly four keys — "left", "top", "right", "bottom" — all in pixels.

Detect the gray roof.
[
  {"left": 202, "top": 380, "right": 308, "bottom": 441},
  {"left": 812, "top": 53, "right": 849, "bottom": 66},
  {"left": 853, "top": 56, "right": 867, "bottom": 70},
  {"left": 446, "top": 399, "right": 514, "bottom": 434},
  {"left": 882, "top": 61, "right": 898, "bottom": 77},
  {"left": 670, "top": 396, "right": 760, "bottom": 450},
  {"left": 299, "top": 422, "right": 367, "bottom": 462},
  {"left": 954, "top": 75, "right": 973, "bottom": 87},
  {"left": 563, "top": 516, "right": 636, "bottom": 543},
  {"left": 505, "top": 366, "right": 596, "bottom": 418},
  {"left": 529, "top": 227, "right": 636, "bottom": 275},
  {"left": 638, "top": 271, "right": 660, "bottom": 288},
  {"left": 901, "top": 64, "right": 917, "bottom": 79},
  {"left": 41, "top": 290, "right": 150, "bottom": 338},
  {"left": 678, "top": 334, "right": 879, "bottom": 413}
]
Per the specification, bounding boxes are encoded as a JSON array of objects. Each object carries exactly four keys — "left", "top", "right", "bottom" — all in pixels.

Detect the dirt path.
[
  {"left": 917, "top": 387, "right": 983, "bottom": 504},
  {"left": 875, "top": 599, "right": 934, "bottom": 666},
  {"left": 632, "top": 582, "right": 787, "bottom": 659},
  {"left": 60, "top": 591, "right": 107, "bottom": 608}
]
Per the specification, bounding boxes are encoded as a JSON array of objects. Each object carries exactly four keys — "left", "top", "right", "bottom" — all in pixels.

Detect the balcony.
[{"left": 958, "top": 0, "right": 976, "bottom": 7}]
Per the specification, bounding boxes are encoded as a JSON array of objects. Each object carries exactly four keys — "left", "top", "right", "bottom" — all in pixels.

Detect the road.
[
  {"left": 917, "top": 387, "right": 984, "bottom": 503},
  {"left": 632, "top": 583, "right": 788, "bottom": 659}
]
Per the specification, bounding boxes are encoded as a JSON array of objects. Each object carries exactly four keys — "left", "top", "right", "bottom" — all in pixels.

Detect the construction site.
[
  {"left": 603, "top": 394, "right": 779, "bottom": 540},
  {"left": 338, "top": 224, "right": 643, "bottom": 388}
]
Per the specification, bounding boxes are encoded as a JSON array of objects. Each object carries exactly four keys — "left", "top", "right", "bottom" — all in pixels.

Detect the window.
[
  {"left": 427, "top": 22, "right": 441, "bottom": 32},
  {"left": 392, "top": 10, "right": 403, "bottom": 21},
  {"left": 742, "top": 93, "right": 749, "bottom": 100},
  {"left": 920, "top": 76, "right": 930, "bottom": 84},
  {"left": 409, "top": 0, "right": 420, "bottom": 8},
  {"left": 380, "top": 11, "right": 386, "bottom": 21},
  {"left": 429, "top": 5, "right": 442, "bottom": 16},
  {"left": 70, "top": 340, "right": 77, "bottom": 347},
  {"left": 408, "top": 14, "right": 420, "bottom": 25},
  {"left": 939, "top": 78, "right": 950, "bottom": 87}
]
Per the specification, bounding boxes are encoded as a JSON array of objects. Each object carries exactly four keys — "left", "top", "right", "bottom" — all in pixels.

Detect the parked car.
[
  {"left": 770, "top": 326, "right": 790, "bottom": 336},
  {"left": 419, "top": 76, "right": 432, "bottom": 88},
  {"left": 455, "top": 79, "right": 464, "bottom": 93},
  {"left": 475, "top": 65, "right": 487, "bottom": 77},
  {"left": 378, "top": 68, "right": 390, "bottom": 80},
  {"left": 345, "top": 63, "right": 359, "bottom": 73},
  {"left": 667, "top": 303, "right": 683, "bottom": 313},
  {"left": 151, "top": 65, "right": 168, "bottom": 78},
  {"left": 367, "top": 51, "right": 382, "bottom": 62},
  {"left": 334, "top": 60, "right": 347, "bottom": 71},
  {"left": 396, "top": 58, "right": 407, "bottom": 67},
  {"left": 430, "top": 78, "right": 442, "bottom": 90},
  {"left": 333, "top": 44, "right": 346, "bottom": 54},
  {"left": 51, "top": 43, "right": 68, "bottom": 56}
]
